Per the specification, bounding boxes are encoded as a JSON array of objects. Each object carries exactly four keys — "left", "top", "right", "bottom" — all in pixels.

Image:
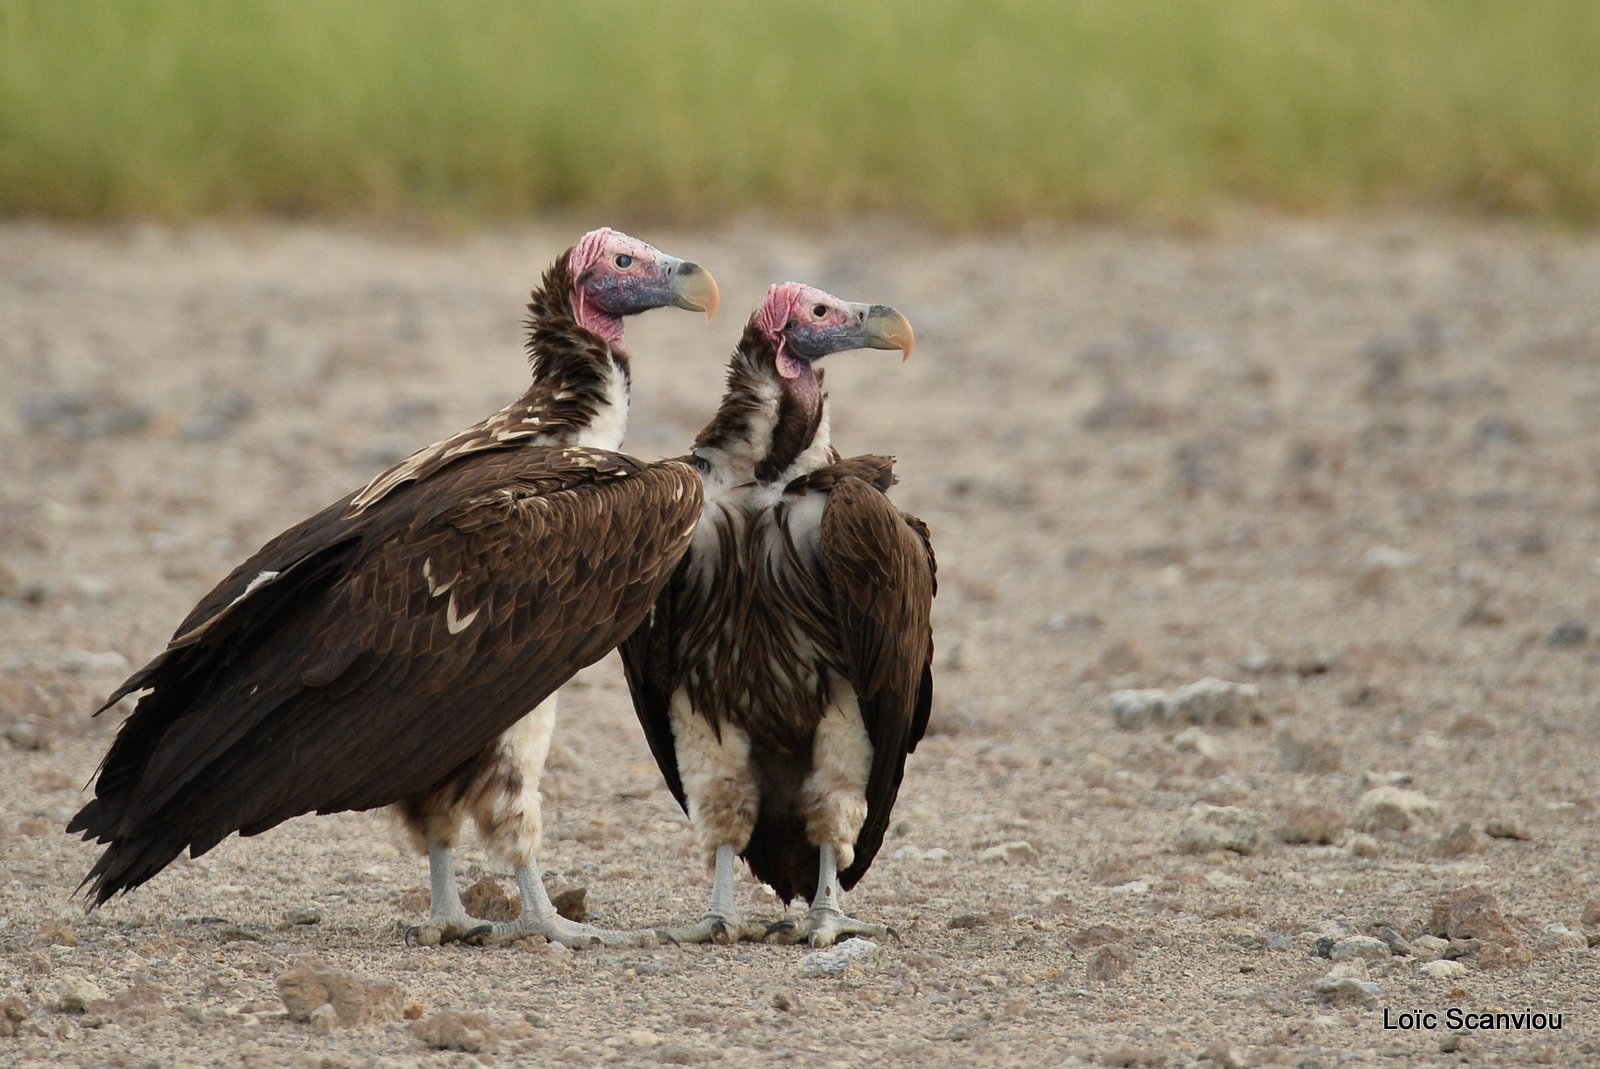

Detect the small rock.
[
  {"left": 1540, "top": 923, "right": 1586, "bottom": 950},
  {"left": 1069, "top": 925, "right": 1133, "bottom": 950},
  {"left": 276, "top": 959, "right": 404, "bottom": 1026},
  {"left": 1109, "top": 689, "right": 1162, "bottom": 730},
  {"left": 284, "top": 906, "right": 321, "bottom": 926},
  {"left": 1428, "top": 886, "right": 1530, "bottom": 969},
  {"left": 1168, "top": 678, "right": 1262, "bottom": 726},
  {"left": 1329, "top": 936, "right": 1390, "bottom": 962},
  {"left": 658, "top": 1044, "right": 703, "bottom": 1065},
  {"left": 1545, "top": 621, "right": 1589, "bottom": 648},
  {"left": 1353, "top": 786, "right": 1440, "bottom": 832},
  {"left": 0, "top": 996, "right": 27, "bottom": 1037},
  {"left": 769, "top": 991, "right": 799, "bottom": 1013},
  {"left": 1420, "top": 959, "right": 1467, "bottom": 980},
  {"left": 1484, "top": 817, "right": 1531, "bottom": 841},
  {"left": 1581, "top": 898, "right": 1600, "bottom": 929},
  {"left": 414, "top": 1011, "right": 495, "bottom": 1053},
  {"left": 1175, "top": 803, "right": 1266, "bottom": 855},
  {"left": 1312, "top": 976, "right": 1382, "bottom": 1002},
  {"left": 1086, "top": 943, "right": 1135, "bottom": 982},
  {"left": 461, "top": 877, "right": 518, "bottom": 922},
  {"left": 1376, "top": 926, "right": 1412, "bottom": 957},
  {"left": 1429, "top": 885, "right": 1516, "bottom": 942},
  {"left": 1201, "top": 1042, "right": 1249, "bottom": 1069},
  {"left": 1356, "top": 545, "right": 1417, "bottom": 595},
  {"left": 551, "top": 886, "right": 588, "bottom": 922},
  {"left": 947, "top": 913, "right": 992, "bottom": 930},
  {"left": 1434, "top": 822, "right": 1483, "bottom": 856},
  {"left": 1110, "top": 678, "right": 1263, "bottom": 731},
  {"left": 1276, "top": 731, "right": 1343, "bottom": 773},
  {"left": 1275, "top": 804, "right": 1344, "bottom": 845},
  {"left": 53, "top": 977, "right": 108, "bottom": 1013},
  {"left": 1324, "top": 959, "right": 1369, "bottom": 980},
  {"left": 798, "top": 937, "right": 879, "bottom": 978},
  {"left": 1344, "top": 833, "right": 1382, "bottom": 857},
  {"left": 979, "top": 840, "right": 1038, "bottom": 863},
  {"left": 1172, "top": 726, "right": 1219, "bottom": 759},
  {"left": 1411, "top": 935, "right": 1449, "bottom": 960}
]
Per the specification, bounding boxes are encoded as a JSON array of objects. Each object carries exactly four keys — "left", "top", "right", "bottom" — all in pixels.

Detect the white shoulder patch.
[
  {"left": 226, "top": 569, "right": 280, "bottom": 610},
  {"left": 445, "top": 591, "right": 482, "bottom": 635}
]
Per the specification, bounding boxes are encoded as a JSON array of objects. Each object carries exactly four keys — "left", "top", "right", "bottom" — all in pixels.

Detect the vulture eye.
[
  {"left": 614, "top": 254, "right": 633, "bottom": 269},
  {"left": 811, "top": 304, "right": 828, "bottom": 318}
]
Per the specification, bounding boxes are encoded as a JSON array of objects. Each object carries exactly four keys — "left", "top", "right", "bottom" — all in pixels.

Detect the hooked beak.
[
  {"left": 666, "top": 259, "right": 720, "bottom": 322},
  {"left": 855, "top": 303, "right": 915, "bottom": 362}
]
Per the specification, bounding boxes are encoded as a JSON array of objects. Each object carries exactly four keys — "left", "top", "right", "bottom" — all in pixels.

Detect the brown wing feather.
[
  {"left": 71, "top": 447, "right": 702, "bottom": 903},
  {"left": 817, "top": 475, "right": 936, "bottom": 891}
]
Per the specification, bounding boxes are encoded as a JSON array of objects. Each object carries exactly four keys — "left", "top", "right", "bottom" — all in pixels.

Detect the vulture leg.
[
  {"left": 403, "top": 840, "right": 492, "bottom": 946},
  {"left": 487, "top": 860, "right": 662, "bottom": 948},
  {"left": 660, "top": 843, "right": 767, "bottom": 944},
  {"left": 765, "top": 843, "right": 892, "bottom": 948}
]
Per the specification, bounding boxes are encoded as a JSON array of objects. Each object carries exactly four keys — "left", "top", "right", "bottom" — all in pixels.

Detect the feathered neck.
[
  {"left": 692, "top": 319, "right": 830, "bottom": 485},
  {"left": 510, "top": 255, "right": 632, "bottom": 448}
]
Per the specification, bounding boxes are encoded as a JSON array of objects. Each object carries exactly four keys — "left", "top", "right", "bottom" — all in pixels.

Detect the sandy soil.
[{"left": 2, "top": 216, "right": 1599, "bottom": 1068}]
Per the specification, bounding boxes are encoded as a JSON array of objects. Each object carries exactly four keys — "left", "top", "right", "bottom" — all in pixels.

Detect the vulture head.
[
  {"left": 566, "top": 227, "right": 720, "bottom": 347},
  {"left": 755, "top": 282, "right": 914, "bottom": 402}
]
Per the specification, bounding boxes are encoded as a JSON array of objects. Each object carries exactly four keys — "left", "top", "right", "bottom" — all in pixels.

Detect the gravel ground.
[{"left": 2, "top": 217, "right": 1599, "bottom": 1067}]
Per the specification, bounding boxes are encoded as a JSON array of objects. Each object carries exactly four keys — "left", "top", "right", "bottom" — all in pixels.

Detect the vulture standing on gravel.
[
  {"left": 621, "top": 282, "right": 934, "bottom": 946},
  {"left": 69, "top": 228, "right": 719, "bottom": 948}
]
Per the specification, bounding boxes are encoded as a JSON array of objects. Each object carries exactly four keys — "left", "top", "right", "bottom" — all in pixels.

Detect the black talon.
[
  {"left": 403, "top": 925, "right": 422, "bottom": 947},
  {"left": 461, "top": 925, "right": 492, "bottom": 946},
  {"left": 710, "top": 919, "right": 732, "bottom": 946},
  {"left": 885, "top": 926, "right": 903, "bottom": 945},
  {"left": 655, "top": 929, "right": 680, "bottom": 947},
  {"left": 763, "top": 919, "right": 797, "bottom": 942}
]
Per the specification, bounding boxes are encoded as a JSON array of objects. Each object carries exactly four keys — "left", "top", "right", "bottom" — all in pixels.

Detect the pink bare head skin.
[
  {"left": 757, "top": 282, "right": 855, "bottom": 381},
  {"left": 564, "top": 228, "right": 718, "bottom": 347}
]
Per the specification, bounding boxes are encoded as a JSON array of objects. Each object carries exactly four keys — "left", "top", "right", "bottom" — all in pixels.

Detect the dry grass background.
[{"left": 1, "top": 0, "right": 1597, "bottom": 225}]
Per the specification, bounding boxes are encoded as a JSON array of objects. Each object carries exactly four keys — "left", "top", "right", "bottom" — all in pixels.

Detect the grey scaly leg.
[
  {"left": 403, "top": 840, "right": 493, "bottom": 946},
  {"left": 659, "top": 843, "right": 768, "bottom": 945},
  {"left": 765, "top": 843, "right": 893, "bottom": 948},
  {"left": 485, "top": 858, "right": 662, "bottom": 948}
]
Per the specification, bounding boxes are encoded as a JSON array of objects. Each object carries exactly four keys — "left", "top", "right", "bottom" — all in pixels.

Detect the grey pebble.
[
  {"left": 798, "top": 937, "right": 880, "bottom": 978},
  {"left": 1545, "top": 621, "right": 1589, "bottom": 648},
  {"left": 1312, "top": 976, "right": 1382, "bottom": 1002}
]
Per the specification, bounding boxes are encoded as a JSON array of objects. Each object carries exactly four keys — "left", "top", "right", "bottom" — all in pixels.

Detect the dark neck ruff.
[
  {"left": 694, "top": 321, "right": 823, "bottom": 483},
  {"left": 514, "top": 257, "right": 631, "bottom": 441}
]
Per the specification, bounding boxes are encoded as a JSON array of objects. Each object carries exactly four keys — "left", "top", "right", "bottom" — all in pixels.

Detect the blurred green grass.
[{"left": 1, "top": 0, "right": 1597, "bottom": 226}]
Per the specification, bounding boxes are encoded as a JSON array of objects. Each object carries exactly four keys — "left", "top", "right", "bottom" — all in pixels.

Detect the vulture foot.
[
  {"left": 404, "top": 919, "right": 493, "bottom": 947},
  {"left": 485, "top": 915, "right": 661, "bottom": 949},
  {"left": 660, "top": 911, "right": 769, "bottom": 945},
  {"left": 480, "top": 861, "right": 660, "bottom": 948},
  {"left": 764, "top": 907, "right": 893, "bottom": 948}
]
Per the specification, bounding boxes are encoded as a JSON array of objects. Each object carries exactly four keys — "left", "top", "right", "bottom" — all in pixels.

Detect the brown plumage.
[
  {"left": 621, "top": 283, "right": 933, "bottom": 944},
  {"left": 70, "top": 230, "right": 715, "bottom": 946}
]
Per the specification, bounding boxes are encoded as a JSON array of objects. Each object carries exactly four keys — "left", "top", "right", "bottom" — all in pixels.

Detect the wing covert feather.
[{"left": 83, "top": 447, "right": 703, "bottom": 858}]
